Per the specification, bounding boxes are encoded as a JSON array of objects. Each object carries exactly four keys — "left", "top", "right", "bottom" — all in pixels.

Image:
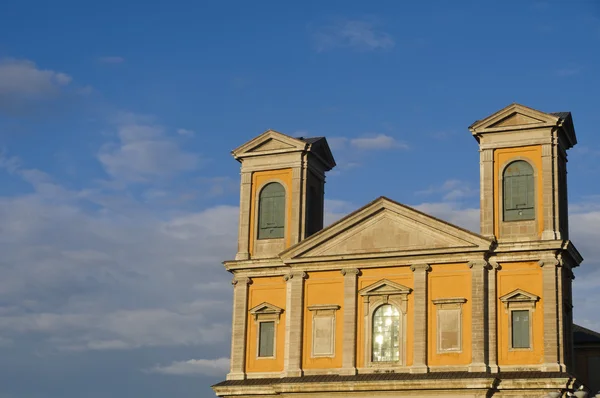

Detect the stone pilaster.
[
  {"left": 283, "top": 271, "right": 307, "bottom": 377},
  {"left": 340, "top": 268, "right": 359, "bottom": 375},
  {"left": 290, "top": 167, "right": 303, "bottom": 246},
  {"left": 468, "top": 260, "right": 489, "bottom": 372},
  {"left": 227, "top": 276, "right": 252, "bottom": 380},
  {"left": 410, "top": 263, "right": 430, "bottom": 373},
  {"left": 556, "top": 261, "right": 565, "bottom": 372},
  {"left": 235, "top": 172, "right": 252, "bottom": 260},
  {"left": 488, "top": 261, "right": 499, "bottom": 373},
  {"left": 480, "top": 148, "right": 495, "bottom": 239},
  {"left": 541, "top": 143, "right": 558, "bottom": 240},
  {"left": 539, "top": 257, "right": 561, "bottom": 371}
]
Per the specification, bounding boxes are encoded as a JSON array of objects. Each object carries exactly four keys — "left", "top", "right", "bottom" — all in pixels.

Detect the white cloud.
[
  {"left": 0, "top": 147, "right": 238, "bottom": 354},
  {"left": 416, "top": 179, "right": 477, "bottom": 201},
  {"left": 0, "top": 58, "right": 72, "bottom": 112},
  {"left": 329, "top": 134, "right": 407, "bottom": 151},
  {"left": 98, "top": 118, "right": 199, "bottom": 182},
  {"left": 313, "top": 19, "right": 395, "bottom": 52},
  {"left": 146, "top": 358, "right": 229, "bottom": 377},
  {"left": 177, "top": 128, "right": 194, "bottom": 136},
  {"left": 98, "top": 56, "right": 125, "bottom": 64},
  {"left": 350, "top": 134, "right": 408, "bottom": 150}
]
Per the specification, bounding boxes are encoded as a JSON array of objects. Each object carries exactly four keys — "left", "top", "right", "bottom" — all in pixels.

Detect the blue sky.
[{"left": 0, "top": 1, "right": 599, "bottom": 397}]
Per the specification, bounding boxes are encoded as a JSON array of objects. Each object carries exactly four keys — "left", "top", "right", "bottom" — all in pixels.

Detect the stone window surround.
[
  {"left": 498, "top": 157, "right": 539, "bottom": 232},
  {"left": 307, "top": 304, "right": 340, "bottom": 358},
  {"left": 502, "top": 159, "right": 535, "bottom": 222},
  {"left": 358, "top": 279, "right": 412, "bottom": 368},
  {"left": 432, "top": 297, "right": 467, "bottom": 354},
  {"left": 499, "top": 289, "right": 539, "bottom": 352},
  {"left": 253, "top": 179, "right": 288, "bottom": 242},
  {"left": 249, "top": 302, "right": 284, "bottom": 360}
]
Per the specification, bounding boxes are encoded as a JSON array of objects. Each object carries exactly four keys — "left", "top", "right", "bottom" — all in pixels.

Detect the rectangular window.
[
  {"left": 258, "top": 321, "right": 275, "bottom": 357},
  {"left": 438, "top": 308, "right": 461, "bottom": 352},
  {"left": 511, "top": 310, "right": 530, "bottom": 348}
]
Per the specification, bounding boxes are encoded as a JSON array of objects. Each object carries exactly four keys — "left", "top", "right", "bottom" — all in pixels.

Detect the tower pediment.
[{"left": 280, "top": 197, "right": 492, "bottom": 261}]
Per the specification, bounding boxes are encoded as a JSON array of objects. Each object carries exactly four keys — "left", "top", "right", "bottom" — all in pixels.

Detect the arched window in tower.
[
  {"left": 258, "top": 182, "right": 285, "bottom": 239},
  {"left": 371, "top": 304, "right": 400, "bottom": 362},
  {"left": 503, "top": 160, "right": 535, "bottom": 222}
]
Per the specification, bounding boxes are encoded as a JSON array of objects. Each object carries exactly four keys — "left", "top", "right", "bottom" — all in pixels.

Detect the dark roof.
[
  {"left": 550, "top": 112, "right": 571, "bottom": 120},
  {"left": 574, "top": 324, "right": 600, "bottom": 344},
  {"left": 297, "top": 136, "right": 324, "bottom": 144},
  {"left": 212, "top": 371, "right": 569, "bottom": 387}
]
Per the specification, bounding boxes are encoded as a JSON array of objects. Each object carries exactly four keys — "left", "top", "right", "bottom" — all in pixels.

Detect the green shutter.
[
  {"left": 511, "top": 310, "right": 530, "bottom": 348},
  {"left": 259, "top": 321, "right": 275, "bottom": 357},
  {"left": 503, "top": 161, "right": 535, "bottom": 221},
  {"left": 258, "top": 183, "right": 285, "bottom": 239}
]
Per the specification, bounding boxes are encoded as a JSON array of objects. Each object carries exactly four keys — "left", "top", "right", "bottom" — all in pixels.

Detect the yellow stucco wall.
[
  {"left": 497, "top": 261, "right": 544, "bottom": 366},
  {"left": 357, "top": 267, "right": 414, "bottom": 367},
  {"left": 246, "top": 276, "right": 287, "bottom": 373},
  {"left": 493, "top": 145, "right": 544, "bottom": 238},
  {"left": 427, "top": 263, "right": 472, "bottom": 366},
  {"left": 302, "top": 271, "right": 344, "bottom": 369},
  {"left": 249, "top": 168, "right": 293, "bottom": 255}
]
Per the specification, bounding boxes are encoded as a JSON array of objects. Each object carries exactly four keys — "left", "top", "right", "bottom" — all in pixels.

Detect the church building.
[{"left": 212, "top": 104, "right": 589, "bottom": 397}]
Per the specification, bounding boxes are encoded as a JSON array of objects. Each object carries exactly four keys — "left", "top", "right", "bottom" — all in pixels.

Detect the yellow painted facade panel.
[
  {"left": 249, "top": 168, "right": 293, "bottom": 255},
  {"left": 497, "top": 262, "right": 544, "bottom": 366},
  {"left": 427, "top": 263, "right": 472, "bottom": 366},
  {"left": 302, "top": 271, "right": 344, "bottom": 369},
  {"left": 246, "top": 276, "right": 287, "bottom": 373},
  {"left": 356, "top": 267, "right": 414, "bottom": 367},
  {"left": 493, "top": 145, "right": 544, "bottom": 238}
]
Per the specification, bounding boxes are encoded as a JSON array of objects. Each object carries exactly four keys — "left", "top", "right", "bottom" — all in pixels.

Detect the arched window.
[
  {"left": 503, "top": 160, "right": 535, "bottom": 221},
  {"left": 258, "top": 182, "right": 285, "bottom": 239},
  {"left": 371, "top": 304, "right": 400, "bottom": 362}
]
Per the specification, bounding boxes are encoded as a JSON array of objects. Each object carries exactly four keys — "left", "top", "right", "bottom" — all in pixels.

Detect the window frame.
[
  {"left": 257, "top": 320, "right": 276, "bottom": 358},
  {"left": 358, "top": 279, "right": 412, "bottom": 368},
  {"left": 249, "top": 302, "right": 284, "bottom": 360},
  {"left": 499, "top": 289, "right": 539, "bottom": 352},
  {"left": 501, "top": 159, "right": 536, "bottom": 223},
  {"left": 256, "top": 181, "right": 287, "bottom": 241},
  {"left": 432, "top": 297, "right": 467, "bottom": 354},
  {"left": 307, "top": 304, "right": 340, "bottom": 358}
]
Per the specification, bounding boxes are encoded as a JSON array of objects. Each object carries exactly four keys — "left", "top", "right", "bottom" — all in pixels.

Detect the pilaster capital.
[
  {"left": 231, "top": 276, "right": 252, "bottom": 286},
  {"left": 240, "top": 172, "right": 252, "bottom": 184},
  {"left": 341, "top": 268, "right": 360, "bottom": 276},
  {"left": 480, "top": 148, "right": 494, "bottom": 162},
  {"left": 283, "top": 271, "right": 307, "bottom": 282},
  {"left": 488, "top": 260, "right": 500, "bottom": 270},
  {"left": 468, "top": 259, "right": 490, "bottom": 270},
  {"left": 538, "top": 257, "right": 560, "bottom": 268},
  {"left": 410, "top": 263, "right": 431, "bottom": 272}
]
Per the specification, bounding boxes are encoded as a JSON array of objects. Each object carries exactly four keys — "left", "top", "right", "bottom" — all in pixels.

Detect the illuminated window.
[{"left": 371, "top": 304, "right": 400, "bottom": 362}]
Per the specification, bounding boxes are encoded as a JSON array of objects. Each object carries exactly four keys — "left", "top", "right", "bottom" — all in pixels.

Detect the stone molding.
[
  {"left": 410, "top": 263, "right": 431, "bottom": 272},
  {"left": 340, "top": 267, "right": 360, "bottom": 276},
  {"left": 283, "top": 271, "right": 307, "bottom": 281}
]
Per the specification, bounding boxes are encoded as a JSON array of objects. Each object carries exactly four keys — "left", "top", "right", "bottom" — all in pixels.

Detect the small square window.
[{"left": 258, "top": 321, "right": 275, "bottom": 357}]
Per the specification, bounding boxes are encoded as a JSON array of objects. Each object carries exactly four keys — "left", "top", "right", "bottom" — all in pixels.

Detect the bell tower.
[
  {"left": 231, "top": 130, "right": 335, "bottom": 260},
  {"left": 469, "top": 103, "right": 577, "bottom": 242}
]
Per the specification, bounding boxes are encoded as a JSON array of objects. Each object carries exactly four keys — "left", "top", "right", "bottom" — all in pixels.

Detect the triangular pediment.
[
  {"left": 499, "top": 289, "right": 539, "bottom": 303},
  {"left": 469, "top": 103, "right": 560, "bottom": 133},
  {"left": 232, "top": 130, "right": 307, "bottom": 160},
  {"left": 249, "top": 302, "right": 284, "bottom": 316},
  {"left": 250, "top": 137, "right": 296, "bottom": 152},
  {"left": 280, "top": 197, "right": 492, "bottom": 261},
  {"left": 358, "top": 279, "right": 412, "bottom": 296}
]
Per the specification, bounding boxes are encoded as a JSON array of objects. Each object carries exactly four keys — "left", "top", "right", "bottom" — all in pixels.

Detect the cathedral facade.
[{"left": 212, "top": 104, "right": 586, "bottom": 397}]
